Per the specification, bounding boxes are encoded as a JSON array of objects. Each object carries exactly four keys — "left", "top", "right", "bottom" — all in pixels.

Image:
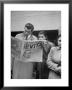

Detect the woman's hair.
[
  {"left": 25, "top": 23, "right": 34, "bottom": 31},
  {"left": 55, "top": 34, "right": 61, "bottom": 46},
  {"left": 38, "top": 31, "right": 47, "bottom": 39},
  {"left": 57, "top": 34, "right": 61, "bottom": 39},
  {"left": 38, "top": 31, "right": 45, "bottom": 36}
]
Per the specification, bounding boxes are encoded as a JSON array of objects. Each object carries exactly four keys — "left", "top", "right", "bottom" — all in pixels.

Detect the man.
[
  {"left": 38, "top": 31, "right": 54, "bottom": 79},
  {"left": 15, "top": 23, "right": 37, "bottom": 40},
  {"left": 12, "top": 23, "right": 37, "bottom": 79}
]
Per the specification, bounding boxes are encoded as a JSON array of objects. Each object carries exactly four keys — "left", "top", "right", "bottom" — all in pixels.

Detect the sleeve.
[
  {"left": 33, "top": 35, "right": 38, "bottom": 40},
  {"left": 15, "top": 34, "right": 20, "bottom": 39},
  {"left": 15, "top": 33, "right": 23, "bottom": 40},
  {"left": 47, "top": 47, "right": 59, "bottom": 72},
  {"left": 43, "top": 41, "right": 50, "bottom": 53},
  {"left": 44, "top": 41, "right": 54, "bottom": 54}
]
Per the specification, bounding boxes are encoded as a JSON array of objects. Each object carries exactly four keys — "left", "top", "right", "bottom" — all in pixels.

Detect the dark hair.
[
  {"left": 38, "top": 31, "right": 47, "bottom": 40},
  {"left": 38, "top": 31, "right": 45, "bottom": 36},
  {"left": 57, "top": 34, "right": 61, "bottom": 39},
  {"left": 55, "top": 34, "right": 61, "bottom": 46},
  {"left": 25, "top": 23, "right": 34, "bottom": 31}
]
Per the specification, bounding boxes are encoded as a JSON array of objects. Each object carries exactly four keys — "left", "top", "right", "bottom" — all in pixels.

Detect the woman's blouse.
[{"left": 47, "top": 46, "right": 61, "bottom": 72}]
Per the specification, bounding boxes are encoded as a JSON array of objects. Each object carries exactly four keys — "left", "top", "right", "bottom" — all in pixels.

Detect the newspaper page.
[
  {"left": 11, "top": 37, "right": 44, "bottom": 62},
  {"left": 11, "top": 37, "right": 22, "bottom": 59}
]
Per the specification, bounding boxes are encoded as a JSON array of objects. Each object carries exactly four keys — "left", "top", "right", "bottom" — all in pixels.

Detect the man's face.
[
  {"left": 38, "top": 34, "right": 46, "bottom": 40},
  {"left": 24, "top": 27, "right": 32, "bottom": 35}
]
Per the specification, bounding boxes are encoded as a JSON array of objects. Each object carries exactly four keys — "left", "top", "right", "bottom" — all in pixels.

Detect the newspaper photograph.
[{"left": 3, "top": 3, "right": 69, "bottom": 87}]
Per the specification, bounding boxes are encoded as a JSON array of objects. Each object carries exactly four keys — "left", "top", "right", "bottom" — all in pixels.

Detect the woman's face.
[
  {"left": 58, "top": 37, "right": 61, "bottom": 47},
  {"left": 38, "top": 34, "right": 46, "bottom": 40}
]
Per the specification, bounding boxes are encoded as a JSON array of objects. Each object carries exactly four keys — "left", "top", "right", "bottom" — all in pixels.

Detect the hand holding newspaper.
[{"left": 11, "top": 37, "right": 47, "bottom": 62}]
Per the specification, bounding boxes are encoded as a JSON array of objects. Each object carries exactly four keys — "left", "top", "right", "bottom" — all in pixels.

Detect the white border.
[{"left": 4, "top": 4, "right": 69, "bottom": 87}]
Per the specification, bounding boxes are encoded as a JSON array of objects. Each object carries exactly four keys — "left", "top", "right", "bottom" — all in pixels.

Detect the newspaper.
[
  {"left": 11, "top": 37, "right": 45, "bottom": 62},
  {"left": 11, "top": 37, "right": 22, "bottom": 59}
]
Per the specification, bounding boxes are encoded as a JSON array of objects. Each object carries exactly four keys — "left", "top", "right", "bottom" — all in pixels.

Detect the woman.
[
  {"left": 47, "top": 35, "right": 61, "bottom": 79},
  {"left": 37, "top": 31, "right": 54, "bottom": 79}
]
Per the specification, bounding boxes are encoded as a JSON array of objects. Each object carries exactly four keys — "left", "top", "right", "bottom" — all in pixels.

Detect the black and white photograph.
[
  {"left": 11, "top": 11, "right": 61, "bottom": 79},
  {"left": 4, "top": 4, "right": 69, "bottom": 86}
]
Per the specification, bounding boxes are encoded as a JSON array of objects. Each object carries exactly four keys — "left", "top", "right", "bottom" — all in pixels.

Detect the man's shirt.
[
  {"left": 15, "top": 33, "right": 37, "bottom": 40},
  {"left": 12, "top": 33, "right": 37, "bottom": 79}
]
